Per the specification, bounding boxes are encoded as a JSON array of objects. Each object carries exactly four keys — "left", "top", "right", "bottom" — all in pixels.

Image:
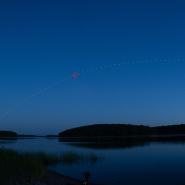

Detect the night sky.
[{"left": 1, "top": 0, "right": 185, "bottom": 134}]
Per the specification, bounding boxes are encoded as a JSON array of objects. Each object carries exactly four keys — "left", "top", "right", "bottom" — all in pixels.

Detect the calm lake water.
[{"left": 1, "top": 138, "right": 185, "bottom": 185}]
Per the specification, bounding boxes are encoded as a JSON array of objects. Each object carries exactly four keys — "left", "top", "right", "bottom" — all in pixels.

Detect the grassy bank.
[
  {"left": 0, "top": 148, "right": 103, "bottom": 185},
  {"left": 60, "top": 151, "right": 104, "bottom": 165},
  {"left": 0, "top": 148, "right": 59, "bottom": 185}
]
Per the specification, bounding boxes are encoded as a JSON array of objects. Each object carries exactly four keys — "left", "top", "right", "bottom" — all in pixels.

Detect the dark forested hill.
[
  {"left": 59, "top": 124, "right": 185, "bottom": 138},
  {"left": 59, "top": 124, "right": 150, "bottom": 138}
]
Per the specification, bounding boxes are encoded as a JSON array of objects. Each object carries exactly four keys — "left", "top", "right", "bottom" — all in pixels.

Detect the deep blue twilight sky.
[{"left": 1, "top": 0, "right": 185, "bottom": 134}]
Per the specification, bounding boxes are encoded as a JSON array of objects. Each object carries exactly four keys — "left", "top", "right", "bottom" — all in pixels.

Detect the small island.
[{"left": 0, "top": 131, "right": 17, "bottom": 139}]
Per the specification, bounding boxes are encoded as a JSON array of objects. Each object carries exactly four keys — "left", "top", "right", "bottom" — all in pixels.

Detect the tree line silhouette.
[{"left": 59, "top": 124, "right": 185, "bottom": 142}]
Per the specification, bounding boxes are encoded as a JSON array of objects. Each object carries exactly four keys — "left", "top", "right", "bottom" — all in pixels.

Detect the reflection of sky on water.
[
  {"left": 0, "top": 140, "right": 17, "bottom": 145},
  {"left": 52, "top": 143, "right": 185, "bottom": 185},
  {"left": 0, "top": 138, "right": 76, "bottom": 153},
  {"left": 1, "top": 139, "right": 185, "bottom": 185}
]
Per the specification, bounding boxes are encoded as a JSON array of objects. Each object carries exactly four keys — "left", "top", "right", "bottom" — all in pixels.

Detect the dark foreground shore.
[{"left": 33, "top": 170, "right": 100, "bottom": 185}]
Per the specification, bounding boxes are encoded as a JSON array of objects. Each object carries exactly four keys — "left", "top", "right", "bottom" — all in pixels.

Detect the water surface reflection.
[{"left": 1, "top": 138, "right": 185, "bottom": 185}]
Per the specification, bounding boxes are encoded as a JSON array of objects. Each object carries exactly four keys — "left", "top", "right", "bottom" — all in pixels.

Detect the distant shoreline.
[{"left": 3, "top": 123, "right": 185, "bottom": 141}]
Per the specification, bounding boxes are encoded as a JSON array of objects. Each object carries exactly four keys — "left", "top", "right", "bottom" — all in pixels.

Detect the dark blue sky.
[{"left": 1, "top": 0, "right": 185, "bottom": 134}]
